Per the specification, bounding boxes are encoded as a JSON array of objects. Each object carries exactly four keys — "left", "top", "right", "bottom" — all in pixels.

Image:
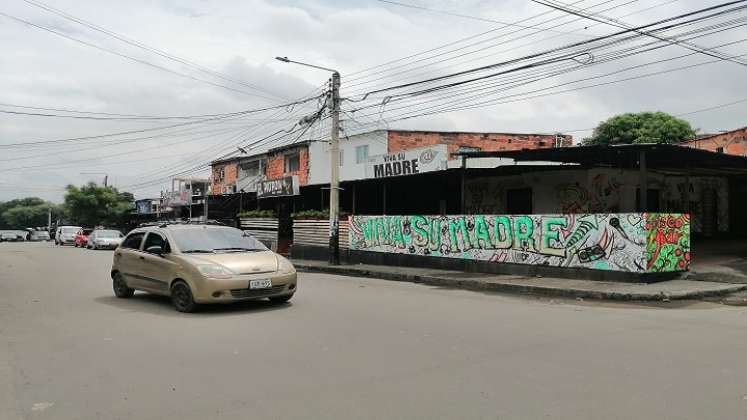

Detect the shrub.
[{"left": 237, "top": 209, "right": 276, "bottom": 218}]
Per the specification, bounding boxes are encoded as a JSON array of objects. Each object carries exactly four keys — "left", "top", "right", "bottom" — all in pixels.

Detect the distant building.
[
  {"left": 210, "top": 129, "right": 573, "bottom": 195},
  {"left": 680, "top": 127, "right": 747, "bottom": 156}
]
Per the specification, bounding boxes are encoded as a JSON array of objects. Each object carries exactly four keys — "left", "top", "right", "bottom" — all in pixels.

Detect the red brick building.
[
  {"left": 387, "top": 130, "right": 572, "bottom": 156},
  {"left": 680, "top": 127, "right": 747, "bottom": 156}
]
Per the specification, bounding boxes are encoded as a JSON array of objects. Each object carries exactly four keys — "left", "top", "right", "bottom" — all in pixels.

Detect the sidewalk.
[{"left": 293, "top": 259, "right": 747, "bottom": 302}]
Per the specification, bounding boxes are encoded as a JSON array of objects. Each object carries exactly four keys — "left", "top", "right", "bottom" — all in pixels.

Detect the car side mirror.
[{"left": 146, "top": 245, "right": 164, "bottom": 256}]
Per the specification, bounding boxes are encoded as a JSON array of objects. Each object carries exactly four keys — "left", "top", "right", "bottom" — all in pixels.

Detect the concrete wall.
[
  {"left": 465, "top": 168, "right": 728, "bottom": 234},
  {"left": 308, "top": 130, "right": 389, "bottom": 185},
  {"left": 349, "top": 213, "right": 690, "bottom": 273}
]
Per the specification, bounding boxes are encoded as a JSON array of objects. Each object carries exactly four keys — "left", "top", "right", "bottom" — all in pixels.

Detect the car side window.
[
  {"left": 121, "top": 232, "right": 145, "bottom": 250},
  {"left": 143, "top": 232, "right": 170, "bottom": 254}
]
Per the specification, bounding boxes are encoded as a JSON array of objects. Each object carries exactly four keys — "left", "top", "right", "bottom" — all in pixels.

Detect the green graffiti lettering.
[
  {"left": 493, "top": 216, "right": 512, "bottom": 249},
  {"left": 540, "top": 217, "right": 567, "bottom": 257},
  {"left": 474, "top": 216, "right": 491, "bottom": 249},
  {"left": 392, "top": 217, "right": 405, "bottom": 248},
  {"left": 411, "top": 216, "right": 429, "bottom": 247},
  {"left": 362, "top": 219, "right": 375, "bottom": 246},
  {"left": 448, "top": 217, "right": 471, "bottom": 252},
  {"left": 512, "top": 216, "right": 537, "bottom": 252},
  {"left": 429, "top": 218, "right": 441, "bottom": 251}
]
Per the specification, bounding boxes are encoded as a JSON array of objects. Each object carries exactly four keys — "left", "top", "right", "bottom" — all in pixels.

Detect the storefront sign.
[
  {"left": 365, "top": 145, "right": 448, "bottom": 179},
  {"left": 257, "top": 176, "right": 299, "bottom": 198}
]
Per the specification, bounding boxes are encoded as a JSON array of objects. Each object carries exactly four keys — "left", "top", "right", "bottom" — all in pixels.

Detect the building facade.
[{"left": 680, "top": 126, "right": 747, "bottom": 156}]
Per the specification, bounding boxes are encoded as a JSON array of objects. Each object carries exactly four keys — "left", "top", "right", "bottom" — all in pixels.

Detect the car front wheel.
[
  {"left": 113, "top": 273, "right": 134, "bottom": 298},
  {"left": 170, "top": 281, "right": 197, "bottom": 313}
]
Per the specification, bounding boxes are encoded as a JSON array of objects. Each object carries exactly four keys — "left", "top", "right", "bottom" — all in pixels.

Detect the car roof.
[{"left": 129, "top": 224, "right": 234, "bottom": 234}]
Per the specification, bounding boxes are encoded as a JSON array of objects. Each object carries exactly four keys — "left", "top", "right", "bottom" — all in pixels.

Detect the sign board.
[
  {"left": 365, "top": 144, "right": 448, "bottom": 179},
  {"left": 257, "top": 175, "right": 300, "bottom": 198}
]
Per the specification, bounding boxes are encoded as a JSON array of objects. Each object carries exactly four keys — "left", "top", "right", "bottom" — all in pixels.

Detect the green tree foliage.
[
  {"left": 63, "top": 183, "right": 134, "bottom": 227},
  {"left": 584, "top": 112, "right": 696, "bottom": 146},
  {"left": 0, "top": 197, "right": 60, "bottom": 229}
]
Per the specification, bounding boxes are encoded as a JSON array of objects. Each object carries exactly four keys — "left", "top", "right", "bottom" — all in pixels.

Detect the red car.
[{"left": 74, "top": 228, "right": 94, "bottom": 248}]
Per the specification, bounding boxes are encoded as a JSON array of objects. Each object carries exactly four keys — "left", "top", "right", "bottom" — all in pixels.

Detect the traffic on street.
[{"left": 2, "top": 241, "right": 747, "bottom": 419}]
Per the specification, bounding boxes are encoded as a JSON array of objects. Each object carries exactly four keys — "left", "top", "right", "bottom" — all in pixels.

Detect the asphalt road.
[{"left": 2, "top": 242, "right": 747, "bottom": 420}]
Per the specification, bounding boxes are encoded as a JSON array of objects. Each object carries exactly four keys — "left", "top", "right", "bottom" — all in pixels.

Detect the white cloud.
[{"left": 0, "top": 0, "right": 744, "bottom": 201}]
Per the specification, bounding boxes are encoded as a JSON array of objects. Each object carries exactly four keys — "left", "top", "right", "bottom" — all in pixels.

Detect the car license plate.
[{"left": 249, "top": 279, "right": 272, "bottom": 289}]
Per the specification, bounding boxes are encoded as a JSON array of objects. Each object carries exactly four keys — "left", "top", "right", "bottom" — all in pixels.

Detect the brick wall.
[
  {"left": 680, "top": 128, "right": 747, "bottom": 156},
  {"left": 266, "top": 145, "right": 310, "bottom": 185},
  {"left": 211, "top": 161, "right": 238, "bottom": 194},
  {"left": 386, "top": 130, "right": 573, "bottom": 158}
]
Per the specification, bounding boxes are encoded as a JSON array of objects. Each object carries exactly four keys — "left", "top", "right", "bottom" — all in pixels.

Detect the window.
[
  {"left": 285, "top": 153, "right": 300, "bottom": 172},
  {"left": 241, "top": 160, "right": 262, "bottom": 177},
  {"left": 121, "top": 232, "right": 145, "bottom": 250},
  {"left": 457, "top": 146, "right": 481, "bottom": 154},
  {"left": 143, "top": 232, "right": 170, "bottom": 253},
  {"left": 717, "top": 147, "right": 724, "bottom": 153},
  {"left": 506, "top": 188, "right": 533, "bottom": 214},
  {"left": 356, "top": 145, "right": 369, "bottom": 164}
]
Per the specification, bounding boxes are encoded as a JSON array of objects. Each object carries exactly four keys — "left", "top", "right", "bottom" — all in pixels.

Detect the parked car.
[
  {"left": 0, "top": 232, "right": 24, "bottom": 242},
  {"left": 87, "top": 229, "right": 124, "bottom": 250},
  {"left": 110, "top": 223, "right": 297, "bottom": 312},
  {"left": 55, "top": 226, "right": 82, "bottom": 246},
  {"left": 74, "top": 228, "right": 94, "bottom": 248},
  {"left": 29, "top": 230, "right": 51, "bottom": 241}
]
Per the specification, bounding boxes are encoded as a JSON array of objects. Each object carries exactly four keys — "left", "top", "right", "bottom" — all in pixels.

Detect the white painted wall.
[{"left": 308, "top": 130, "right": 389, "bottom": 185}]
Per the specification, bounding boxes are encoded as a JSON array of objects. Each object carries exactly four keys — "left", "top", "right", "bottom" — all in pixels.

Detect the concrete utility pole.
[
  {"left": 275, "top": 56, "right": 341, "bottom": 265},
  {"left": 329, "top": 71, "right": 341, "bottom": 265}
]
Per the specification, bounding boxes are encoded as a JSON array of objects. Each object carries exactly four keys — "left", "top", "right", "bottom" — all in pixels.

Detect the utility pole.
[
  {"left": 328, "top": 71, "right": 341, "bottom": 265},
  {"left": 275, "top": 56, "right": 341, "bottom": 265},
  {"left": 47, "top": 207, "right": 51, "bottom": 231}
]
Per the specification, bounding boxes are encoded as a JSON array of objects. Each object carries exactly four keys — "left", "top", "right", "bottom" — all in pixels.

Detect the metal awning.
[{"left": 454, "top": 144, "right": 747, "bottom": 176}]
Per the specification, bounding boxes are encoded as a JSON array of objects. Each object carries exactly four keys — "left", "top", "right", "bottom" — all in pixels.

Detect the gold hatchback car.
[{"left": 110, "top": 223, "right": 297, "bottom": 312}]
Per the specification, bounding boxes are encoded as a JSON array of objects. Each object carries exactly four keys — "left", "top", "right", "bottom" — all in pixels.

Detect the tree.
[
  {"left": 0, "top": 197, "right": 60, "bottom": 229},
  {"left": 63, "top": 183, "right": 134, "bottom": 227},
  {"left": 583, "top": 112, "right": 696, "bottom": 146}
]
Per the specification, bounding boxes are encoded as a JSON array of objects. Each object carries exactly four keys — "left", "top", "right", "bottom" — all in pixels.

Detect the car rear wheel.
[
  {"left": 269, "top": 294, "right": 293, "bottom": 303},
  {"left": 113, "top": 273, "right": 134, "bottom": 298},
  {"left": 170, "top": 281, "right": 197, "bottom": 313}
]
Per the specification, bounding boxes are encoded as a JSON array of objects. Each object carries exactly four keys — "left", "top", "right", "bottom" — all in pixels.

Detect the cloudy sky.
[{"left": 0, "top": 0, "right": 745, "bottom": 202}]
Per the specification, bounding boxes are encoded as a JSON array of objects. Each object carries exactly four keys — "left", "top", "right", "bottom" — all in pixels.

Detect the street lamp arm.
[{"left": 274, "top": 56, "right": 338, "bottom": 74}]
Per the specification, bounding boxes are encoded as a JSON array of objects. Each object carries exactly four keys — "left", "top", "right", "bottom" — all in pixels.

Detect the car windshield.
[
  {"left": 96, "top": 230, "right": 121, "bottom": 238},
  {"left": 61, "top": 228, "right": 79, "bottom": 233},
  {"left": 171, "top": 227, "right": 268, "bottom": 253}
]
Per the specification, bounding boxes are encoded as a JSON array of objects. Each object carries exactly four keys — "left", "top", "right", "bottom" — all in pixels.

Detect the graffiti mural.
[
  {"left": 645, "top": 213, "right": 691, "bottom": 272},
  {"left": 349, "top": 213, "right": 690, "bottom": 273}
]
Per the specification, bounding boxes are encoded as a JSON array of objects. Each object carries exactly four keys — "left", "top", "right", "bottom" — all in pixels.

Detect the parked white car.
[{"left": 55, "top": 226, "right": 82, "bottom": 246}]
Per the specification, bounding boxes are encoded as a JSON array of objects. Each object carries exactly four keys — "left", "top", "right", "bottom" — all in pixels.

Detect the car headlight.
[
  {"left": 277, "top": 256, "right": 296, "bottom": 274},
  {"left": 197, "top": 264, "right": 235, "bottom": 279}
]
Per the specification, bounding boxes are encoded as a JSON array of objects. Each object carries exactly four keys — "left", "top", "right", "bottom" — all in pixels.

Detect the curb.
[{"left": 294, "top": 263, "right": 747, "bottom": 302}]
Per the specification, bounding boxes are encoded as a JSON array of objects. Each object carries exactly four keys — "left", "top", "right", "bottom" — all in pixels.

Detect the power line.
[
  {"left": 530, "top": 0, "right": 747, "bottom": 67},
  {"left": 352, "top": 1, "right": 747, "bottom": 101},
  {"left": 21, "top": 0, "right": 288, "bottom": 102},
  {"left": 376, "top": 0, "right": 599, "bottom": 36},
  {"left": 0, "top": 94, "right": 324, "bottom": 149},
  {"left": 343, "top": 0, "right": 681, "bottom": 96},
  {"left": 0, "top": 10, "right": 280, "bottom": 101}
]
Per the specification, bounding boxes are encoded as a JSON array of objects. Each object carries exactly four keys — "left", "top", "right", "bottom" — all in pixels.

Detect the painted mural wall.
[
  {"left": 464, "top": 168, "right": 727, "bottom": 234},
  {"left": 349, "top": 213, "right": 690, "bottom": 273}
]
